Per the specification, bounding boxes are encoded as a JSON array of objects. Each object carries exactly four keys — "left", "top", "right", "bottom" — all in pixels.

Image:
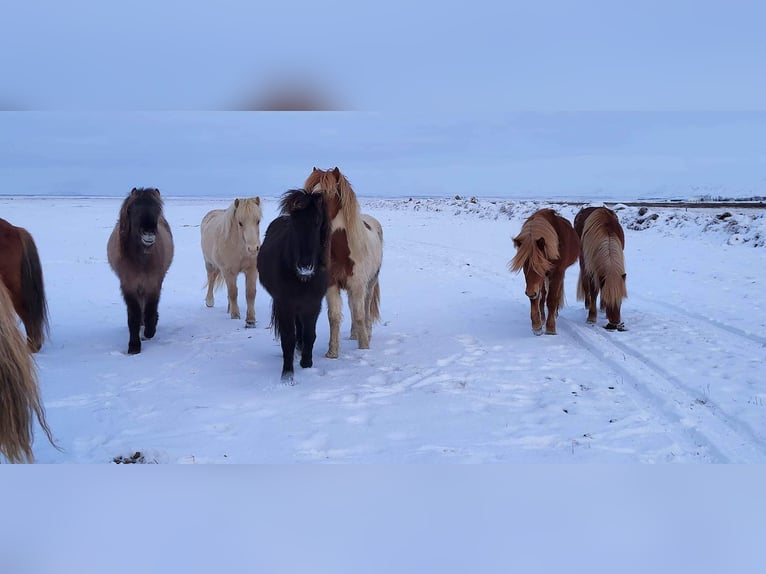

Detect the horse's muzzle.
[
  {"left": 296, "top": 265, "right": 315, "bottom": 281},
  {"left": 141, "top": 232, "right": 156, "bottom": 247}
]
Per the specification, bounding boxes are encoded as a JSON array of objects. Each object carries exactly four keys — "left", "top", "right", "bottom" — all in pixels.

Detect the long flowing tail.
[
  {"left": 369, "top": 280, "right": 381, "bottom": 324},
  {"left": 19, "top": 230, "right": 49, "bottom": 351},
  {"left": 0, "top": 282, "right": 56, "bottom": 463}
]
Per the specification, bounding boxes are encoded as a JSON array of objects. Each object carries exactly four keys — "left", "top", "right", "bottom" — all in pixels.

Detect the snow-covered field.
[{"left": 3, "top": 195, "right": 765, "bottom": 463}]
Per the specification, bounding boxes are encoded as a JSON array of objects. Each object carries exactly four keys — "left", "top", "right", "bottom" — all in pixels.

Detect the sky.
[{"left": 0, "top": 111, "right": 765, "bottom": 200}]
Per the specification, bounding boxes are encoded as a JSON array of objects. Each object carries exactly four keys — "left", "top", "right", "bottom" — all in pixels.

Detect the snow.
[{"left": 2, "top": 195, "right": 765, "bottom": 463}]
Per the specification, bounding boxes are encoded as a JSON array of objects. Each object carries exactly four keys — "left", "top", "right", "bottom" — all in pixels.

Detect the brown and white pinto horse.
[
  {"left": 509, "top": 209, "right": 580, "bottom": 335},
  {"left": 0, "top": 217, "right": 49, "bottom": 352},
  {"left": 304, "top": 167, "right": 383, "bottom": 358},
  {"left": 574, "top": 206, "right": 628, "bottom": 331}
]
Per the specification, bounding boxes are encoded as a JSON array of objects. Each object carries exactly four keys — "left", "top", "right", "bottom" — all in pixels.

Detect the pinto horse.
[
  {"left": 574, "top": 206, "right": 628, "bottom": 331},
  {"left": 0, "top": 217, "right": 49, "bottom": 352},
  {"left": 0, "top": 281, "right": 56, "bottom": 463},
  {"left": 107, "top": 188, "right": 174, "bottom": 354},
  {"left": 201, "top": 197, "right": 262, "bottom": 328},
  {"left": 509, "top": 208, "right": 580, "bottom": 335},
  {"left": 257, "top": 189, "right": 330, "bottom": 382},
  {"left": 304, "top": 167, "right": 383, "bottom": 358}
]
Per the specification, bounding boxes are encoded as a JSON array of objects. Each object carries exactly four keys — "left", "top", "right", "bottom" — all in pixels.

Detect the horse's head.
[
  {"left": 304, "top": 166, "right": 356, "bottom": 220},
  {"left": 233, "top": 197, "right": 262, "bottom": 255},
  {"left": 121, "top": 187, "right": 164, "bottom": 249},
  {"left": 510, "top": 215, "right": 558, "bottom": 300},
  {"left": 280, "top": 189, "right": 328, "bottom": 282}
]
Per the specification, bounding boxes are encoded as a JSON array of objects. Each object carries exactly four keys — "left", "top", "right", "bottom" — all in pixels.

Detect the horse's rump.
[{"left": 577, "top": 207, "right": 627, "bottom": 304}]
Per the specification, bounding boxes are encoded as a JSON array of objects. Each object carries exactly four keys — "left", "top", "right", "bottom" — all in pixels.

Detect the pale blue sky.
[{"left": 1, "top": 112, "right": 764, "bottom": 200}]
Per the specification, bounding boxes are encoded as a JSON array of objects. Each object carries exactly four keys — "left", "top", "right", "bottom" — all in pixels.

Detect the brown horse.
[
  {"left": 509, "top": 208, "right": 580, "bottom": 335},
  {"left": 0, "top": 281, "right": 56, "bottom": 463},
  {"left": 574, "top": 206, "right": 628, "bottom": 331},
  {"left": 0, "top": 217, "right": 49, "bottom": 352},
  {"left": 304, "top": 167, "right": 383, "bottom": 358},
  {"left": 107, "top": 188, "right": 174, "bottom": 354}
]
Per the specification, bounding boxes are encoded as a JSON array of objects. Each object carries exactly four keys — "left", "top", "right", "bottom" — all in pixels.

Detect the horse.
[
  {"left": 257, "top": 189, "right": 330, "bottom": 382},
  {"left": 0, "top": 217, "right": 49, "bottom": 352},
  {"left": 0, "top": 281, "right": 56, "bottom": 463},
  {"left": 574, "top": 206, "right": 628, "bottom": 331},
  {"left": 303, "top": 167, "right": 383, "bottom": 358},
  {"left": 509, "top": 208, "right": 580, "bottom": 335},
  {"left": 107, "top": 188, "right": 174, "bottom": 354},
  {"left": 200, "top": 197, "right": 262, "bottom": 328}
]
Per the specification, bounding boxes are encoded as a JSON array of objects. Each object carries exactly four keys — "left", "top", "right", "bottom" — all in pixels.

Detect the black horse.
[
  {"left": 257, "top": 189, "right": 329, "bottom": 382},
  {"left": 107, "top": 188, "right": 174, "bottom": 354}
]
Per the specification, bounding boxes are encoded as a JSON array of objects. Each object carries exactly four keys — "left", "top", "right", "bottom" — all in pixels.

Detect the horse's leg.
[
  {"left": 325, "top": 284, "right": 342, "bottom": 358},
  {"left": 295, "top": 315, "right": 304, "bottom": 352},
  {"left": 244, "top": 266, "right": 257, "bottom": 328},
  {"left": 143, "top": 290, "right": 160, "bottom": 339},
  {"left": 276, "top": 301, "right": 297, "bottom": 383},
  {"left": 299, "top": 305, "right": 321, "bottom": 369},
  {"left": 348, "top": 282, "right": 370, "bottom": 349},
  {"left": 544, "top": 272, "right": 563, "bottom": 335},
  {"left": 586, "top": 277, "right": 599, "bottom": 324},
  {"left": 529, "top": 295, "right": 543, "bottom": 336},
  {"left": 205, "top": 262, "right": 218, "bottom": 308},
  {"left": 123, "top": 291, "right": 143, "bottom": 354},
  {"left": 224, "top": 271, "right": 240, "bottom": 320}
]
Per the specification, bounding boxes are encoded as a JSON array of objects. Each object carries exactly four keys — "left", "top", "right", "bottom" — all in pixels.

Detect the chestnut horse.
[
  {"left": 574, "top": 206, "right": 628, "bottom": 331},
  {"left": 107, "top": 188, "right": 174, "bottom": 354},
  {"left": 304, "top": 167, "right": 383, "bottom": 358},
  {"left": 0, "top": 217, "right": 49, "bottom": 352},
  {"left": 257, "top": 189, "right": 330, "bottom": 382},
  {"left": 201, "top": 197, "right": 262, "bottom": 328},
  {"left": 509, "top": 208, "right": 579, "bottom": 335},
  {"left": 0, "top": 281, "right": 56, "bottom": 463}
]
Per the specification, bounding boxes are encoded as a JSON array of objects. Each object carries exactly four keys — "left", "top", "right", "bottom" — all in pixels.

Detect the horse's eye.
[{"left": 239, "top": 222, "right": 243, "bottom": 227}]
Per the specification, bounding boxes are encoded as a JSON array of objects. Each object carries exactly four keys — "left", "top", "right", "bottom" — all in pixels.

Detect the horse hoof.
[
  {"left": 128, "top": 345, "right": 141, "bottom": 355},
  {"left": 545, "top": 330, "right": 557, "bottom": 335},
  {"left": 605, "top": 322, "right": 626, "bottom": 331},
  {"left": 281, "top": 372, "right": 295, "bottom": 385},
  {"left": 532, "top": 328, "right": 543, "bottom": 336},
  {"left": 586, "top": 318, "right": 597, "bottom": 324},
  {"left": 205, "top": 301, "right": 214, "bottom": 308},
  {"left": 300, "top": 358, "right": 313, "bottom": 368},
  {"left": 325, "top": 350, "right": 339, "bottom": 359},
  {"left": 245, "top": 321, "right": 256, "bottom": 329}
]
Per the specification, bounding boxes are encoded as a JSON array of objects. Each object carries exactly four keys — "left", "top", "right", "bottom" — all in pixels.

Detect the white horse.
[
  {"left": 304, "top": 167, "right": 383, "bottom": 358},
  {"left": 200, "top": 197, "right": 262, "bottom": 328}
]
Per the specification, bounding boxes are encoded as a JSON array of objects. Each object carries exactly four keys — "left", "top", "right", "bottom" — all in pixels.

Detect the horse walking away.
[
  {"left": 107, "top": 188, "right": 174, "bottom": 354},
  {"left": 574, "top": 206, "right": 628, "bottom": 331},
  {"left": 509, "top": 208, "right": 580, "bottom": 335},
  {"left": 0, "top": 217, "right": 49, "bottom": 352},
  {"left": 304, "top": 167, "right": 383, "bottom": 358},
  {"left": 201, "top": 197, "right": 262, "bottom": 328},
  {"left": 257, "top": 189, "right": 329, "bottom": 382},
  {"left": 0, "top": 281, "right": 57, "bottom": 463}
]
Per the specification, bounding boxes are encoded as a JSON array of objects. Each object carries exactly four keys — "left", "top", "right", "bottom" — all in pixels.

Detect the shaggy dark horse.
[
  {"left": 509, "top": 208, "right": 580, "bottom": 335},
  {"left": 0, "top": 217, "right": 49, "bottom": 352},
  {"left": 0, "top": 281, "right": 56, "bottom": 463},
  {"left": 574, "top": 206, "right": 628, "bottom": 331},
  {"left": 107, "top": 188, "right": 174, "bottom": 354},
  {"left": 257, "top": 189, "right": 330, "bottom": 382}
]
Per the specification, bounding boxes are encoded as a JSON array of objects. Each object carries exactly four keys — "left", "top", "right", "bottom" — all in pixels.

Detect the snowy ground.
[{"left": 2, "top": 195, "right": 764, "bottom": 463}]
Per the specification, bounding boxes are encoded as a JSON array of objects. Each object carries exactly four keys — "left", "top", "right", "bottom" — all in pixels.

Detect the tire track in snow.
[{"left": 560, "top": 319, "right": 766, "bottom": 463}]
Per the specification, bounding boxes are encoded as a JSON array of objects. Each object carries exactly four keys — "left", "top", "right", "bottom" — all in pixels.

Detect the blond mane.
[
  {"left": 509, "top": 213, "right": 560, "bottom": 275},
  {"left": 304, "top": 168, "right": 368, "bottom": 255}
]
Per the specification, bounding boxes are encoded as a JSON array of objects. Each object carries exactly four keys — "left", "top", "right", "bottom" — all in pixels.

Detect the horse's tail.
[
  {"left": 0, "top": 282, "right": 57, "bottom": 463},
  {"left": 369, "top": 279, "right": 381, "bottom": 324},
  {"left": 576, "top": 266, "right": 586, "bottom": 302},
  {"left": 599, "top": 239, "right": 628, "bottom": 309},
  {"left": 269, "top": 301, "right": 280, "bottom": 339},
  {"left": 19, "top": 229, "right": 49, "bottom": 351}
]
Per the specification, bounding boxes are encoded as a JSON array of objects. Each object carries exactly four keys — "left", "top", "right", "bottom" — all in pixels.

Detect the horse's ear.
[
  {"left": 332, "top": 167, "right": 340, "bottom": 177},
  {"left": 536, "top": 238, "right": 545, "bottom": 251},
  {"left": 622, "top": 273, "right": 627, "bottom": 281},
  {"left": 254, "top": 197, "right": 261, "bottom": 205},
  {"left": 155, "top": 188, "right": 161, "bottom": 196},
  {"left": 512, "top": 237, "right": 521, "bottom": 249},
  {"left": 130, "top": 187, "right": 137, "bottom": 195},
  {"left": 312, "top": 167, "right": 318, "bottom": 172},
  {"left": 234, "top": 198, "right": 240, "bottom": 208}
]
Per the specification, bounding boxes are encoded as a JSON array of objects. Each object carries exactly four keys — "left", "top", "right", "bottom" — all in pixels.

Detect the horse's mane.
[
  {"left": 509, "top": 210, "right": 560, "bottom": 275},
  {"left": 118, "top": 188, "right": 163, "bottom": 245},
  {"left": 303, "top": 167, "right": 367, "bottom": 254},
  {"left": 222, "top": 197, "right": 262, "bottom": 237}
]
